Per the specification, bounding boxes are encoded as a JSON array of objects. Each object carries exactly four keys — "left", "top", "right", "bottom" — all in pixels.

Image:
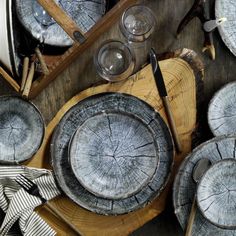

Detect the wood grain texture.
[
  {"left": 215, "top": 0, "right": 236, "bottom": 56},
  {"left": 173, "top": 136, "right": 236, "bottom": 236},
  {"left": 51, "top": 93, "right": 173, "bottom": 215},
  {"left": 0, "top": 96, "right": 44, "bottom": 163},
  {"left": 197, "top": 159, "right": 236, "bottom": 229},
  {"left": 24, "top": 54, "right": 201, "bottom": 235},
  {"left": 69, "top": 111, "right": 159, "bottom": 200},
  {"left": 16, "top": 0, "right": 106, "bottom": 46},
  {"left": 208, "top": 82, "right": 236, "bottom": 136}
]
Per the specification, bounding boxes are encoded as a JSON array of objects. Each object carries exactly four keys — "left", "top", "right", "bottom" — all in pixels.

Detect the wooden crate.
[{"left": 0, "top": 0, "right": 137, "bottom": 98}]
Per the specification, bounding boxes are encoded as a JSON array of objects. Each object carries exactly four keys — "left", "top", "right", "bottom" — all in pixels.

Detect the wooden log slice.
[
  {"left": 173, "top": 135, "right": 236, "bottom": 235},
  {"left": 0, "top": 96, "right": 44, "bottom": 163},
  {"left": 69, "top": 111, "right": 159, "bottom": 200},
  {"left": 215, "top": 0, "right": 236, "bottom": 56},
  {"left": 15, "top": 0, "right": 106, "bottom": 46},
  {"left": 208, "top": 82, "right": 236, "bottom": 136},
  {"left": 51, "top": 93, "right": 173, "bottom": 215},
  {"left": 197, "top": 159, "right": 236, "bottom": 229}
]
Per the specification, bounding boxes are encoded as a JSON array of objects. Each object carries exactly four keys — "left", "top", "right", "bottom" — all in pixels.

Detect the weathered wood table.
[{"left": 0, "top": 0, "right": 236, "bottom": 235}]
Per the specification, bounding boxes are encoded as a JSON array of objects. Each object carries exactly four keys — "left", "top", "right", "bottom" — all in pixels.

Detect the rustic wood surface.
[
  {"left": 23, "top": 53, "right": 199, "bottom": 235},
  {"left": 208, "top": 82, "right": 236, "bottom": 136},
  {"left": 197, "top": 159, "right": 236, "bottom": 229},
  {"left": 0, "top": 96, "right": 44, "bottom": 164},
  {"left": 173, "top": 136, "right": 236, "bottom": 236},
  {"left": 0, "top": 0, "right": 235, "bottom": 235}
]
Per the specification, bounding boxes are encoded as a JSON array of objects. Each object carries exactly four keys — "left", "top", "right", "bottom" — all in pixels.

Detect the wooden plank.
[
  {"left": 27, "top": 54, "right": 202, "bottom": 235},
  {"left": 29, "top": 0, "right": 137, "bottom": 98}
]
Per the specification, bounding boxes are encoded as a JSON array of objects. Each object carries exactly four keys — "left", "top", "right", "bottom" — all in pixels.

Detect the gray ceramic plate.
[
  {"left": 15, "top": 0, "right": 106, "bottom": 47},
  {"left": 0, "top": 96, "right": 45, "bottom": 164},
  {"left": 197, "top": 159, "right": 236, "bottom": 229},
  {"left": 51, "top": 93, "right": 173, "bottom": 215},
  {"left": 215, "top": 0, "right": 236, "bottom": 56},
  {"left": 173, "top": 135, "right": 236, "bottom": 236},
  {"left": 69, "top": 111, "right": 159, "bottom": 200},
  {"left": 208, "top": 82, "right": 236, "bottom": 136}
]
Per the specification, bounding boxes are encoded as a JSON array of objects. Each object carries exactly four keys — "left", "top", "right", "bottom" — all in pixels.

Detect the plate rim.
[
  {"left": 0, "top": 95, "right": 45, "bottom": 164},
  {"left": 68, "top": 109, "right": 160, "bottom": 200},
  {"left": 215, "top": 0, "right": 236, "bottom": 56},
  {"left": 51, "top": 92, "right": 174, "bottom": 215},
  {"left": 196, "top": 158, "right": 236, "bottom": 229},
  {"left": 207, "top": 81, "right": 236, "bottom": 136}
]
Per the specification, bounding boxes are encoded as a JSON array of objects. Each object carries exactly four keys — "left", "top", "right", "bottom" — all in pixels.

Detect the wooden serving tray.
[
  {"left": 0, "top": 0, "right": 137, "bottom": 98},
  {"left": 26, "top": 49, "right": 204, "bottom": 236}
]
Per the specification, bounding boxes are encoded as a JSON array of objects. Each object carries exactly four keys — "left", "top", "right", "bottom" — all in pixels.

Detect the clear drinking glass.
[
  {"left": 94, "top": 40, "right": 135, "bottom": 82},
  {"left": 120, "top": 5, "right": 156, "bottom": 43}
]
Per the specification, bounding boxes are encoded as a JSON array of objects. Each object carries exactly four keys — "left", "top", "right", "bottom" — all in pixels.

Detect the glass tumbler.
[
  {"left": 120, "top": 5, "right": 156, "bottom": 43},
  {"left": 94, "top": 40, "right": 135, "bottom": 82}
]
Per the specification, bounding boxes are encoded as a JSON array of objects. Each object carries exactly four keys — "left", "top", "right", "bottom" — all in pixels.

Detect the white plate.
[
  {"left": 215, "top": 0, "right": 236, "bottom": 56},
  {"left": 0, "top": 0, "right": 20, "bottom": 76}
]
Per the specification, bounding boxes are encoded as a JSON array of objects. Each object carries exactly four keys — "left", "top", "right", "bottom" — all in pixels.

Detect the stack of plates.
[
  {"left": 0, "top": 0, "right": 20, "bottom": 76},
  {"left": 173, "top": 136, "right": 236, "bottom": 235},
  {"left": 51, "top": 93, "right": 174, "bottom": 215}
]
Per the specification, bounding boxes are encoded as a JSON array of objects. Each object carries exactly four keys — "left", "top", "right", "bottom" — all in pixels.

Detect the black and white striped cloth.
[{"left": 0, "top": 166, "right": 61, "bottom": 236}]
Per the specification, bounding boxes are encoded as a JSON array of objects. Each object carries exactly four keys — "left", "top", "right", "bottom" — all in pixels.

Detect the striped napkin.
[{"left": 0, "top": 166, "right": 61, "bottom": 236}]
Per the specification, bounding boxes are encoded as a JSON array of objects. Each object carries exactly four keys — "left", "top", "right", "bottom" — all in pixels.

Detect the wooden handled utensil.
[
  {"left": 149, "top": 48, "right": 182, "bottom": 153},
  {"left": 22, "top": 62, "right": 35, "bottom": 98},
  {"left": 185, "top": 158, "right": 211, "bottom": 236}
]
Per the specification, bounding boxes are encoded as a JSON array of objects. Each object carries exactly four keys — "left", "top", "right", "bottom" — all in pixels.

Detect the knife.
[{"left": 150, "top": 48, "right": 182, "bottom": 153}]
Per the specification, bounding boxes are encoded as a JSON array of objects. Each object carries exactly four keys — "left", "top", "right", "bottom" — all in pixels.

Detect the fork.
[{"left": 15, "top": 174, "right": 82, "bottom": 235}]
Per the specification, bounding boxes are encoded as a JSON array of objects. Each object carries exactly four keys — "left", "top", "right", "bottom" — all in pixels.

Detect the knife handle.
[{"left": 162, "top": 96, "right": 182, "bottom": 153}]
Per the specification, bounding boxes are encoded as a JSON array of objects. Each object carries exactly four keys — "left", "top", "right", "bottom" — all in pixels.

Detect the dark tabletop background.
[{"left": 0, "top": 0, "right": 236, "bottom": 235}]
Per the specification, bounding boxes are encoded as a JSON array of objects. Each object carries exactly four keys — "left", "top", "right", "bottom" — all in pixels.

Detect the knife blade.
[
  {"left": 150, "top": 48, "right": 167, "bottom": 97},
  {"left": 149, "top": 48, "right": 182, "bottom": 153}
]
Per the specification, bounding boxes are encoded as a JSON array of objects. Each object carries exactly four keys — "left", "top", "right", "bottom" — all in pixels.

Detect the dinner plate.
[
  {"left": 0, "top": 96, "right": 45, "bottom": 164},
  {"left": 215, "top": 0, "right": 236, "bottom": 56},
  {"left": 16, "top": 0, "right": 106, "bottom": 47},
  {"left": 51, "top": 93, "right": 173, "bottom": 215},
  {"left": 69, "top": 111, "right": 159, "bottom": 200},
  {"left": 197, "top": 159, "right": 236, "bottom": 229},
  {"left": 208, "top": 82, "right": 236, "bottom": 136},
  {"left": 0, "top": 0, "right": 20, "bottom": 76},
  {"left": 173, "top": 135, "right": 236, "bottom": 236}
]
